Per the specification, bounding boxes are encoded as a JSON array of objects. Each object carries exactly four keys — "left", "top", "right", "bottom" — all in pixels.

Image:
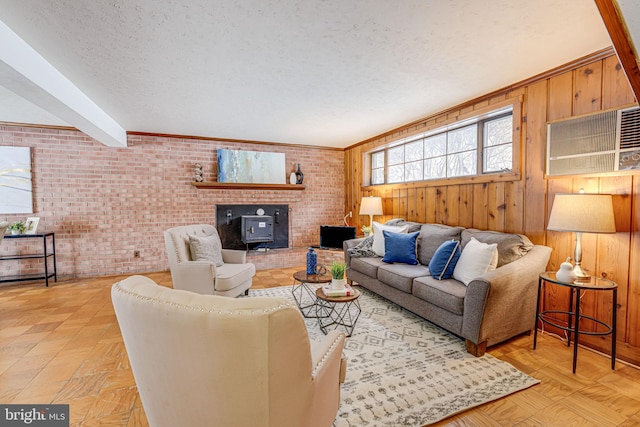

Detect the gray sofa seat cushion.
[
  {"left": 413, "top": 275, "right": 467, "bottom": 316},
  {"left": 417, "top": 224, "right": 464, "bottom": 265},
  {"left": 377, "top": 263, "right": 431, "bottom": 293},
  {"left": 461, "top": 229, "right": 534, "bottom": 267},
  {"left": 350, "top": 256, "right": 386, "bottom": 279}
]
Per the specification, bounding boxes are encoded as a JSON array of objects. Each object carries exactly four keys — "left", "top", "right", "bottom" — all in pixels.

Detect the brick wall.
[{"left": 0, "top": 125, "right": 346, "bottom": 280}]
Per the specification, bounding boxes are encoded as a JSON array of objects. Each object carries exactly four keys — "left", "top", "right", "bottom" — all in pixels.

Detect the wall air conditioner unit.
[{"left": 547, "top": 106, "right": 640, "bottom": 176}]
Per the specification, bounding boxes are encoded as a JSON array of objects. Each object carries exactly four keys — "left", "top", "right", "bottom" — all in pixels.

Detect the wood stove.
[
  {"left": 216, "top": 204, "right": 289, "bottom": 250},
  {"left": 241, "top": 215, "right": 274, "bottom": 244}
]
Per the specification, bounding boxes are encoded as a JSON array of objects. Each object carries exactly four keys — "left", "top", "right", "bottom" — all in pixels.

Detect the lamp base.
[{"left": 573, "top": 264, "right": 591, "bottom": 282}]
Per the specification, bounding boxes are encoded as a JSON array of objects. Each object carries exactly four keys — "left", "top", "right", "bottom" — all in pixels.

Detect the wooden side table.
[
  {"left": 315, "top": 287, "right": 361, "bottom": 337},
  {"left": 533, "top": 272, "right": 617, "bottom": 373},
  {"left": 291, "top": 270, "right": 332, "bottom": 318}
]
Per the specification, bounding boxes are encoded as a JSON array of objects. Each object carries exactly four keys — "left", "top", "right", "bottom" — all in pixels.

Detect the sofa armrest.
[
  {"left": 171, "top": 261, "right": 216, "bottom": 294},
  {"left": 221, "top": 249, "right": 247, "bottom": 264},
  {"left": 462, "top": 245, "right": 552, "bottom": 346},
  {"left": 343, "top": 238, "right": 365, "bottom": 267}
]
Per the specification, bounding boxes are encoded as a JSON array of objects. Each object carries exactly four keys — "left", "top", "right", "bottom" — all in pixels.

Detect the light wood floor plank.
[{"left": 1, "top": 269, "right": 640, "bottom": 426}]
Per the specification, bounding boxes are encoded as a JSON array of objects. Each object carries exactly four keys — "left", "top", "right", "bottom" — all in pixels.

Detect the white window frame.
[{"left": 368, "top": 106, "right": 514, "bottom": 186}]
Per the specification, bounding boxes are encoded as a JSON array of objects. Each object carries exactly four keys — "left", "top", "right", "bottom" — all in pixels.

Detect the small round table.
[
  {"left": 533, "top": 272, "right": 617, "bottom": 373},
  {"left": 291, "top": 271, "right": 332, "bottom": 318},
  {"left": 315, "top": 287, "right": 361, "bottom": 337}
]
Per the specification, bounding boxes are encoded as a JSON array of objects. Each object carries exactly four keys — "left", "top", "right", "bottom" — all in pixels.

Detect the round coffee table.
[
  {"left": 291, "top": 270, "right": 332, "bottom": 318},
  {"left": 315, "top": 287, "right": 361, "bottom": 337}
]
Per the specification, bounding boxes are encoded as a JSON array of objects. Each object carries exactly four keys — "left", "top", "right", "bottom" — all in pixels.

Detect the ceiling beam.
[
  {"left": 0, "top": 20, "right": 127, "bottom": 147},
  {"left": 595, "top": 0, "right": 640, "bottom": 103}
]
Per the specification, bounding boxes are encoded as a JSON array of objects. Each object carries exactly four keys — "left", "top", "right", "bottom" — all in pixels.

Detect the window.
[
  {"left": 483, "top": 115, "right": 513, "bottom": 173},
  {"left": 369, "top": 108, "right": 512, "bottom": 185},
  {"left": 371, "top": 151, "right": 385, "bottom": 185}
]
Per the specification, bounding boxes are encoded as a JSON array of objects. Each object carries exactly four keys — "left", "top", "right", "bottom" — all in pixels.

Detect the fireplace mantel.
[{"left": 191, "top": 182, "right": 305, "bottom": 190}]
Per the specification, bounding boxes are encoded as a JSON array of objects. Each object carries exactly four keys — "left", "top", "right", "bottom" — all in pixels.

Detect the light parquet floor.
[{"left": 1, "top": 269, "right": 640, "bottom": 426}]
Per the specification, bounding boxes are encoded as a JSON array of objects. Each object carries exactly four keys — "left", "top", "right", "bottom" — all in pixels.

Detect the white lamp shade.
[
  {"left": 547, "top": 193, "right": 616, "bottom": 233},
  {"left": 359, "top": 196, "right": 383, "bottom": 216}
]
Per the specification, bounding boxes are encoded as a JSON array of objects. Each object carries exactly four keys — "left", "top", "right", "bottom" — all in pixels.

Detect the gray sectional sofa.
[{"left": 344, "top": 220, "right": 552, "bottom": 356}]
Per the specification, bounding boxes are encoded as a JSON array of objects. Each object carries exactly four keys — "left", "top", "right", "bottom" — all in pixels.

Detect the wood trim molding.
[
  {"left": 362, "top": 171, "right": 521, "bottom": 192},
  {"left": 595, "top": 0, "right": 640, "bottom": 104},
  {"left": 190, "top": 182, "right": 305, "bottom": 190},
  {"left": 128, "top": 131, "right": 343, "bottom": 152},
  {"left": 0, "top": 121, "right": 77, "bottom": 132}
]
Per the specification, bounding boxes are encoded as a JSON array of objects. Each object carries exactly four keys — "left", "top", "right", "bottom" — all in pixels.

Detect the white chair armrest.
[
  {"left": 310, "top": 330, "right": 346, "bottom": 381},
  {"left": 172, "top": 261, "right": 216, "bottom": 294},
  {"left": 221, "top": 249, "right": 247, "bottom": 264}
]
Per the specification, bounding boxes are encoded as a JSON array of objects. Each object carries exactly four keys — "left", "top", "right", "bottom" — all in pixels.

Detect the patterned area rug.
[{"left": 250, "top": 286, "right": 539, "bottom": 426}]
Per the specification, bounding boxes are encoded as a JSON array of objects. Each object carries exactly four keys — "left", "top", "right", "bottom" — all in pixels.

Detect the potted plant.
[
  {"left": 8, "top": 220, "right": 26, "bottom": 235},
  {"left": 329, "top": 261, "right": 347, "bottom": 290},
  {"left": 361, "top": 225, "right": 372, "bottom": 237}
]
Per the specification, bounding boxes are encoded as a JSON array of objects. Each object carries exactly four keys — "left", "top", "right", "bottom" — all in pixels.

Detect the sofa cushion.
[
  {"left": 350, "top": 257, "right": 386, "bottom": 278},
  {"left": 382, "top": 231, "right": 419, "bottom": 265},
  {"left": 413, "top": 276, "right": 467, "bottom": 316},
  {"left": 214, "top": 263, "right": 256, "bottom": 292},
  {"left": 378, "top": 263, "right": 430, "bottom": 293},
  {"left": 428, "top": 240, "right": 461, "bottom": 280},
  {"left": 461, "top": 229, "right": 533, "bottom": 267},
  {"left": 453, "top": 237, "right": 498, "bottom": 285},
  {"left": 384, "top": 219, "right": 423, "bottom": 233},
  {"left": 417, "top": 224, "right": 464, "bottom": 265},
  {"left": 372, "top": 222, "right": 409, "bottom": 256},
  {"left": 188, "top": 234, "right": 224, "bottom": 267}
]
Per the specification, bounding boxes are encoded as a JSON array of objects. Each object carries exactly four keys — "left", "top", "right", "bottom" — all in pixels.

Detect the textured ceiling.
[{"left": 0, "top": 0, "right": 612, "bottom": 148}]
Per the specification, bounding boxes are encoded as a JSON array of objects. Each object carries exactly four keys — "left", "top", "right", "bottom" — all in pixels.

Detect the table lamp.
[
  {"left": 547, "top": 190, "right": 616, "bottom": 281},
  {"left": 359, "top": 196, "right": 383, "bottom": 227}
]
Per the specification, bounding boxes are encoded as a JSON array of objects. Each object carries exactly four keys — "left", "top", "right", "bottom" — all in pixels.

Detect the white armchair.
[
  {"left": 164, "top": 224, "right": 255, "bottom": 297},
  {"left": 112, "top": 275, "right": 347, "bottom": 427}
]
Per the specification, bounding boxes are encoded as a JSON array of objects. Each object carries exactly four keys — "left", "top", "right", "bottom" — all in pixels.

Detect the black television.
[{"left": 319, "top": 225, "right": 356, "bottom": 249}]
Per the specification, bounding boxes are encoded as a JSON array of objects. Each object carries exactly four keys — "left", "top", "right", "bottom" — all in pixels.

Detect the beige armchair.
[
  {"left": 112, "top": 275, "right": 347, "bottom": 427},
  {"left": 164, "top": 224, "right": 255, "bottom": 297}
]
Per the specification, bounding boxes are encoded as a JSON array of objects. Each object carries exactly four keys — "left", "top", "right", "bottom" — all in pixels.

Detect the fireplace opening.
[{"left": 216, "top": 204, "right": 289, "bottom": 251}]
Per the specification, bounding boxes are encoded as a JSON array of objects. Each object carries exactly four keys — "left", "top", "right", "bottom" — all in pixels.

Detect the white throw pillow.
[
  {"left": 189, "top": 234, "right": 224, "bottom": 267},
  {"left": 372, "top": 221, "right": 409, "bottom": 257},
  {"left": 453, "top": 237, "right": 498, "bottom": 285}
]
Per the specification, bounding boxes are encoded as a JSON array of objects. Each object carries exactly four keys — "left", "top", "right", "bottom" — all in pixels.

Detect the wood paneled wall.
[{"left": 344, "top": 53, "right": 640, "bottom": 366}]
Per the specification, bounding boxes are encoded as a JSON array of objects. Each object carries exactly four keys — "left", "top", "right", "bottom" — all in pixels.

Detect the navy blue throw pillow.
[
  {"left": 382, "top": 230, "right": 419, "bottom": 265},
  {"left": 428, "top": 240, "right": 461, "bottom": 280}
]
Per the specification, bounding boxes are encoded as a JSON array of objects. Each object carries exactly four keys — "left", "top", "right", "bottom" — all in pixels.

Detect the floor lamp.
[
  {"left": 359, "top": 196, "right": 383, "bottom": 227},
  {"left": 547, "top": 191, "right": 616, "bottom": 281}
]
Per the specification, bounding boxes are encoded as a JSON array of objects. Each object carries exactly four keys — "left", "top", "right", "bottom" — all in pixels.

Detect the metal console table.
[
  {"left": 533, "top": 271, "right": 617, "bottom": 373},
  {"left": 0, "top": 232, "right": 57, "bottom": 287}
]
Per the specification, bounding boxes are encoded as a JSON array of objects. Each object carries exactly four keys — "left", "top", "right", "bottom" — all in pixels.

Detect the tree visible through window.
[
  {"left": 369, "top": 108, "right": 512, "bottom": 185},
  {"left": 483, "top": 115, "right": 513, "bottom": 173}
]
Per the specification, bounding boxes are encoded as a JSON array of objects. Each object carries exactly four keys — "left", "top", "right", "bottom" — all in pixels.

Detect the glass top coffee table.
[
  {"left": 315, "top": 287, "right": 361, "bottom": 337},
  {"left": 291, "top": 270, "right": 332, "bottom": 318}
]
